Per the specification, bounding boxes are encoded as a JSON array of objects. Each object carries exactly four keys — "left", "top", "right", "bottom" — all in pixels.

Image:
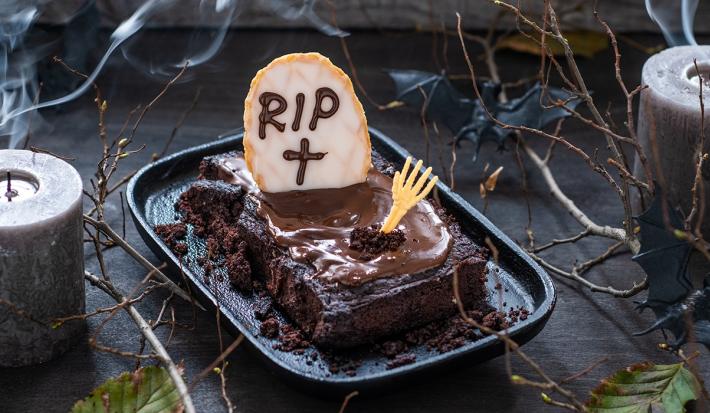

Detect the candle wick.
[{"left": 5, "top": 172, "right": 12, "bottom": 202}]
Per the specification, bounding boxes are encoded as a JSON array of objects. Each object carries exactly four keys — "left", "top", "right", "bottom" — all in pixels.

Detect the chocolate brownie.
[{"left": 187, "top": 151, "right": 489, "bottom": 348}]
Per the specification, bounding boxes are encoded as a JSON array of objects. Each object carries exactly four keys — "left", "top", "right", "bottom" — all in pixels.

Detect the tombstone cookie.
[{"left": 243, "top": 52, "right": 371, "bottom": 192}]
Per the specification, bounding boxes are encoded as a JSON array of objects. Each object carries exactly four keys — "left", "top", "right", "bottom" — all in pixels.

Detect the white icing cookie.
[{"left": 243, "top": 52, "right": 371, "bottom": 193}]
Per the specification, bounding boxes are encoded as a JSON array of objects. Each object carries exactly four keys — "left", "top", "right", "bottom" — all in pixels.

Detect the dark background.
[{"left": 1, "top": 29, "right": 708, "bottom": 412}]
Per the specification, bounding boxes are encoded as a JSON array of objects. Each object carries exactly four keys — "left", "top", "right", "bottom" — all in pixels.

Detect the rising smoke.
[
  {"left": 0, "top": 2, "right": 44, "bottom": 150},
  {"left": 0, "top": 0, "right": 348, "bottom": 149},
  {"left": 645, "top": 0, "right": 699, "bottom": 46}
]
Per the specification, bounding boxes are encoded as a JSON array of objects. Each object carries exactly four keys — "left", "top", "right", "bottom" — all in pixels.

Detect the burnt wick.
[
  {"left": 5, "top": 172, "right": 12, "bottom": 202},
  {"left": 5, "top": 172, "right": 17, "bottom": 202}
]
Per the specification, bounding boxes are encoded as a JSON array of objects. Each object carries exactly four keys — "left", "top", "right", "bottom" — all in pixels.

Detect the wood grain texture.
[
  {"left": 38, "top": 0, "right": 710, "bottom": 33},
  {"left": 0, "top": 29, "right": 707, "bottom": 412}
]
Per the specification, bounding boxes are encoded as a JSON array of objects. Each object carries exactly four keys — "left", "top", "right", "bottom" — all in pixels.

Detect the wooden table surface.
[{"left": 1, "top": 29, "right": 708, "bottom": 412}]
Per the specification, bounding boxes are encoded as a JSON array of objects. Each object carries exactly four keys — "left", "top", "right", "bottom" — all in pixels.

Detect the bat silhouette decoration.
[
  {"left": 633, "top": 187, "right": 710, "bottom": 349},
  {"left": 385, "top": 69, "right": 582, "bottom": 160}
]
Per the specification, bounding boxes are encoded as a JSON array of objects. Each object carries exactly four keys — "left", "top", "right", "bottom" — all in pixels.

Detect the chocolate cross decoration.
[{"left": 283, "top": 138, "right": 326, "bottom": 185}]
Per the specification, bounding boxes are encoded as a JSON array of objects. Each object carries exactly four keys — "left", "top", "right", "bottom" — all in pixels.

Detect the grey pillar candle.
[
  {"left": 0, "top": 149, "right": 85, "bottom": 367},
  {"left": 634, "top": 46, "right": 710, "bottom": 227}
]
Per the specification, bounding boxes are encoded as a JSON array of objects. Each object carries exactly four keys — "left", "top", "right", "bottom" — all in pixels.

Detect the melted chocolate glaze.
[{"left": 212, "top": 154, "right": 452, "bottom": 286}]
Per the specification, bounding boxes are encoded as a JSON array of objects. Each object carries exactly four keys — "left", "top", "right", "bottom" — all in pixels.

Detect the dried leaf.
[
  {"left": 587, "top": 362, "right": 701, "bottom": 412},
  {"left": 498, "top": 30, "right": 609, "bottom": 59},
  {"left": 71, "top": 366, "right": 183, "bottom": 413},
  {"left": 484, "top": 166, "right": 503, "bottom": 192}
]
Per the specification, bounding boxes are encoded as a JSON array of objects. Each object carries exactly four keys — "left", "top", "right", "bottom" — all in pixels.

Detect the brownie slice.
[{"left": 198, "top": 152, "right": 489, "bottom": 348}]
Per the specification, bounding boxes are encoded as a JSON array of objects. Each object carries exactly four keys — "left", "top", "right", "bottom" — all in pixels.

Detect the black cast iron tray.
[{"left": 126, "top": 128, "right": 556, "bottom": 397}]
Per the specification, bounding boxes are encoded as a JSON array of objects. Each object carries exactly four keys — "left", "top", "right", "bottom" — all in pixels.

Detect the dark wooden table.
[{"left": 2, "top": 29, "right": 708, "bottom": 412}]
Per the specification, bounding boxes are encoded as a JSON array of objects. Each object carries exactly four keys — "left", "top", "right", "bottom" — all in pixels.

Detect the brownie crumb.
[
  {"left": 426, "top": 317, "right": 479, "bottom": 353},
  {"left": 482, "top": 311, "right": 510, "bottom": 330},
  {"left": 155, "top": 222, "right": 187, "bottom": 240},
  {"left": 273, "top": 324, "right": 311, "bottom": 352},
  {"left": 260, "top": 317, "right": 280, "bottom": 339},
  {"left": 386, "top": 353, "right": 416, "bottom": 369},
  {"left": 507, "top": 306, "right": 530, "bottom": 323},
  {"left": 201, "top": 260, "right": 214, "bottom": 277},
  {"left": 226, "top": 241, "right": 252, "bottom": 292},
  {"left": 173, "top": 242, "right": 188, "bottom": 255},
  {"left": 349, "top": 225, "right": 406, "bottom": 259},
  {"left": 154, "top": 223, "right": 188, "bottom": 255}
]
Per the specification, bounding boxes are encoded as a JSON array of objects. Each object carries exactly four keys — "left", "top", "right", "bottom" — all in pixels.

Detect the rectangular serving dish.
[{"left": 126, "top": 128, "right": 555, "bottom": 397}]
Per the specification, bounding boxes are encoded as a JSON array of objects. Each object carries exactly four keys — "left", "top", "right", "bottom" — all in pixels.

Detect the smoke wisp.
[{"left": 0, "top": 0, "right": 347, "bottom": 149}]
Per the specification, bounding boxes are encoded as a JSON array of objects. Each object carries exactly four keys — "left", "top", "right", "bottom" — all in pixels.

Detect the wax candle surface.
[
  {"left": 634, "top": 46, "right": 710, "bottom": 228},
  {"left": 2, "top": 172, "right": 39, "bottom": 202},
  {"left": 0, "top": 149, "right": 85, "bottom": 366}
]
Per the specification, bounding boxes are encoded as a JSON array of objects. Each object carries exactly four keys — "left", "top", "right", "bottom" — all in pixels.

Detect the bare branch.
[
  {"left": 83, "top": 215, "right": 203, "bottom": 309},
  {"left": 531, "top": 229, "right": 591, "bottom": 253},
  {"left": 338, "top": 391, "right": 360, "bottom": 413},
  {"left": 85, "top": 272, "right": 195, "bottom": 413}
]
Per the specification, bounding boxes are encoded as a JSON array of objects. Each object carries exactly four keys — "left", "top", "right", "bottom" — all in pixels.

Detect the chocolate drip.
[
  {"left": 210, "top": 155, "right": 258, "bottom": 192},
  {"left": 282, "top": 138, "right": 326, "bottom": 185},
  {"left": 258, "top": 92, "right": 287, "bottom": 139},
  {"left": 212, "top": 153, "right": 452, "bottom": 286},
  {"left": 292, "top": 93, "right": 305, "bottom": 131},
  {"left": 309, "top": 87, "right": 339, "bottom": 130}
]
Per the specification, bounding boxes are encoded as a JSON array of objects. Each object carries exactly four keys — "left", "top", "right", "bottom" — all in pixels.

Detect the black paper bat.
[
  {"left": 385, "top": 69, "right": 581, "bottom": 160},
  {"left": 632, "top": 188, "right": 710, "bottom": 349},
  {"left": 385, "top": 69, "right": 473, "bottom": 135}
]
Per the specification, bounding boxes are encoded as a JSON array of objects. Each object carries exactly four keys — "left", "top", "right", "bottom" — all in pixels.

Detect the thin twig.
[
  {"left": 28, "top": 146, "right": 76, "bottom": 161},
  {"left": 687, "top": 59, "right": 707, "bottom": 237},
  {"left": 561, "top": 356, "right": 608, "bottom": 384},
  {"left": 189, "top": 335, "right": 245, "bottom": 391},
  {"left": 338, "top": 391, "right": 360, "bottom": 413},
  {"left": 85, "top": 272, "right": 195, "bottom": 413},
  {"left": 528, "top": 250, "right": 647, "bottom": 297},
  {"left": 0, "top": 298, "right": 48, "bottom": 327},
  {"left": 531, "top": 229, "right": 591, "bottom": 253},
  {"left": 83, "top": 215, "right": 204, "bottom": 309}
]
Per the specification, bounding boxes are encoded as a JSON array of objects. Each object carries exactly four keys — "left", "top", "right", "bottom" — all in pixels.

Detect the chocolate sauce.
[
  {"left": 212, "top": 155, "right": 258, "bottom": 191},
  {"left": 212, "top": 154, "right": 452, "bottom": 286}
]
